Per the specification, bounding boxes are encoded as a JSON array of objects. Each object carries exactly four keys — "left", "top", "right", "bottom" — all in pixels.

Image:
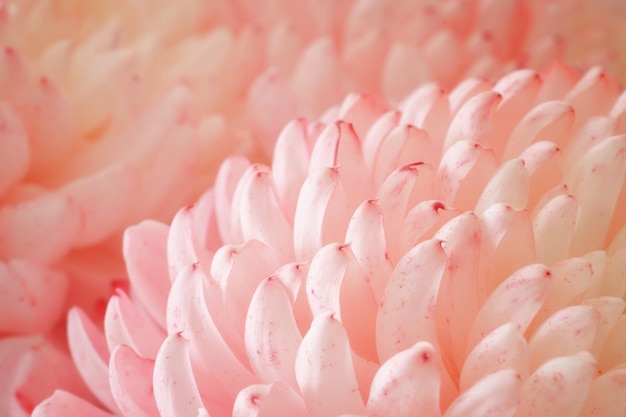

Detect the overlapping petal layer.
[{"left": 36, "top": 63, "right": 626, "bottom": 416}]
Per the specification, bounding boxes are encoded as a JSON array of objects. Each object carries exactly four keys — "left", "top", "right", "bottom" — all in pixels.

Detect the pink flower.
[
  {"left": 3, "top": 0, "right": 626, "bottom": 415},
  {"left": 36, "top": 64, "right": 626, "bottom": 417}
]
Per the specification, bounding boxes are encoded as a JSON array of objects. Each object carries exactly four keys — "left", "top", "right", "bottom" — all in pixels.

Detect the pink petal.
[
  {"left": 460, "top": 323, "right": 529, "bottom": 392},
  {"left": 537, "top": 63, "right": 580, "bottom": 103},
  {"left": 233, "top": 383, "right": 309, "bottom": 417},
  {"left": 212, "top": 240, "right": 281, "bottom": 341},
  {"left": 109, "top": 345, "right": 159, "bottom": 417},
  {"left": 561, "top": 116, "right": 617, "bottom": 169},
  {"left": 532, "top": 194, "right": 578, "bottom": 265},
  {"left": 247, "top": 69, "right": 301, "bottom": 155},
  {"left": 377, "top": 164, "right": 438, "bottom": 262},
  {"left": 306, "top": 244, "right": 378, "bottom": 362},
  {"left": 579, "top": 368, "right": 626, "bottom": 417},
  {"left": 0, "top": 335, "right": 90, "bottom": 417},
  {"left": 376, "top": 239, "right": 447, "bottom": 362},
  {"left": 399, "top": 199, "right": 459, "bottom": 257},
  {"left": 447, "top": 78, "right": 492, "bottom": 115},
  {"left": 503, "top": 101, "right": 574, "bottom": 161},
  {"left": 467, "top": 264, "right": 552, "bottom": 354},
  {"left": 0, "top": 260, "right": 67, "bottom": 334},
  {"left": 478, "top": 204, "right": 535, "bottom": 294},
  {"left": 67, "top": 308, "right": 117, "bottom": 413},
  {"left": 527, "top": 305, "right": 600, "bottom": 371},
  {"left": 513, "top": 352, "right": 596, "bottom": 417},
  {"left": 519, "top": 141, "right": 563, "bottom": 209},
  {"left": 597, "top": 315, "right": 626, "bottom": 374},
  {"left": 295, "top": 313, "right": 365, "bottom": 417},
  {"left": 382, "top": 42, "right": 431, "bottom": 102},
  {"left": 167, "top": 205, "right": 199, "bottom": 282},
  {"left": 491, "top": 70, "right": 541, "bottom": 158},
  {"left": 214, "top": 156, "right": 250, "bottom": 244},
  {"left": 31, "top": 391, "right": 116, "bottom": 417},
  {"left": 443, "top": 369, "right": 521, "bottom": 417},
  {"left": 23, "top": 76, "right": 73, "bottom": 173},
  {"left": 475, "top": 0, "right": 527, "bottom": 59},
  {"left": 399, "top": 83, "right": 445, "bottom": 131},
  {"left": 444, "top": 91, "right": 501, "bottom": 151},
  {"left": 291, "top": 38, "right": 344, "bottom": 117},
  {"left": 436, "top": 141, "right": 497, "bottom": 210},
  {"left": 423, "top": 30, "right": 462, "bottom": 88},
  {"left": 271, "top": 119, "right": 313, "bottom": 222},
  {"left": 582, "top": 296, "right": 625, "bottom": 359},
  {"left": 474, "top": 159, "right": 529, "bottom": 213},
  {"left": 337, "top": 93, "right": 389, "bottom": 141},
  {"left": 345, "top": 199, "right": 392, "bottom": 304},
  {"left": 565, "top": 67, "right": 621, "bottom": 123},
  {"left": 245, "top": 277, "right": 302, "bottom": 389},
  {"left": 308, "top": 121, "right": 371, "bottom": 207},
  {"left": 190, "top": 189, "right": 221, "bottom": 264},
  {"left": 601, "top": 249, "right": 626, "bottom": 299},
  {"left": 104, "top": 291, "right": 165, "bottom": 359},
  {"left": 123, "top": 220, "right": 171, "bottom": 327},
  {"left": 167, "top": 263, "right": 255, "bottom": 404},
  {"left": 0, "top": 193, "right": 81, "bottom": 263},
  {"left": 0, "top": 104, "right": 29, "bottom": 195},
  {"left": 293, "top": 167, "right": 351, "bottom": 261},
  {"left": 372, "top": 125, "right": 434, "bottom": 188},
  {"left": 361, "top": 110, "right": 400, "bottom": 173},
  {"left": 153, "top": 334, "right": 205, "bottom": 417},
  {"left": 367, "top": 342, "right": 442, "bottom": 417},
  {"left": 529, "top": 257, "right": 591, "bottom": 332},
  {"left": 434, "top": 213, "right": 482, "bottom": 376},
  {"left": 237, "top": 164, "right": 293, "bottom": 262},
  {"left": 565, "top": 135, "right": 626, "bottom": 256}
]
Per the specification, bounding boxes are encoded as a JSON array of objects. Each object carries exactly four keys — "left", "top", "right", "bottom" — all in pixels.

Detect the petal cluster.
[
  {"left": 3, "top": 0, "right": 626, "bottom": 415},
  {"left": 38, "top": 64, "right": 626, "bottom": 417}
]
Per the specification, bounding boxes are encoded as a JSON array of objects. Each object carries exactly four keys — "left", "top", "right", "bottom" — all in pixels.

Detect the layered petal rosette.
[
  {"left": 3, "top": 0, "right": 626, "bottom": 415},
  {"left": 37, "top": 64, "right": 626, "bottom": 417}
]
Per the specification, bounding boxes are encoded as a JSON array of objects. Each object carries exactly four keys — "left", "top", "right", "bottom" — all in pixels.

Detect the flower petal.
[
  {"left": 513, "top": 352, "right": 596, "bottom": 417},
  {"left": 237, "top": 164, "right": 293, "bottom": 261},
  {"left": 123, "top": 220, "right": 171, "bottom": 327},
  {"left": 376, "top": 239, "right": 447, "bottom": 362},
  {"left": 0, "top": 104, "right": 29, "bottom": 195},
  {"left": 153, "top": 334, "right": 205, "bottom": 417},
  {"left": 0, "top": 260, "right": 67, "bottom": 334},
  {"left": 460, "top": 323, "right": 529, "bottom": 392},
  {"left": 579, "top": 368, "right": 626, "bottom": 417},
  {"left": 0, "top": 193, "right": 81, "bottom": 263},
  {"left": 367, "top": 342, "right": 442, "bottom": 417},
  {"left": 467, "top": 264, "right": 552, "bottom": 353},
  {"left": 443, "top": 369, "right": 521, "bottom": 417},
  {"left": 295, "top": 313, "right": 365, "bottom": 417},
  {"left": 233, "top": 383, "right": 309, "bottom": 417},
  {"left": 271, "top": 119, "right": 313, "bottom": 222},
  {"left": 31, "top": 391, "right": 116, "bottom": 417},
  {"left": 345, "top": 200, "right": 393, "bottom": 304},
  {"left": 528, "top": 305, "right": 600, "bottom": 371},
  {"left": 167, "top": 263, "right": 256, "bottom": 404},
  {"left": 293, "top": 167, "right": 351, "bottom": 261},
  {"left": 104, "top": 291, "right": 165, "bottom": 359},
  {"left": 533, "top": 194, "right": 578, "bottom": 265},
  {"left": 245, "top": 277, "right": 302, "bottom": 389},
  {"left": 67, "top": 308, "right": 117, "bottom": 413},
  {"left": 109, "top": 345, "right": 158, "bottom": 417},
  {"left": 566, "top": 135, "right": 626, "bottom": 256}
]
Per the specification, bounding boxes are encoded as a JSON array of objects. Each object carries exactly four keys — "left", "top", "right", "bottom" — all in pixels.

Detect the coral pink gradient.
[
  {"left": 35, "top": 63, "right": 626, "bottom": 417},
  {"left": 1, "top": 0, "right": 626, "bottom": 415}
]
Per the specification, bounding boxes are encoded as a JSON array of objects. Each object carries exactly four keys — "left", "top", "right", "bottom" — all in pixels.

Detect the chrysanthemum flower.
[
  {"left": 3, "top": 0, "right": 626, "bottom": 415},
  {"left": 36, "top": 63, "right": 626, "bottom": 417}
]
